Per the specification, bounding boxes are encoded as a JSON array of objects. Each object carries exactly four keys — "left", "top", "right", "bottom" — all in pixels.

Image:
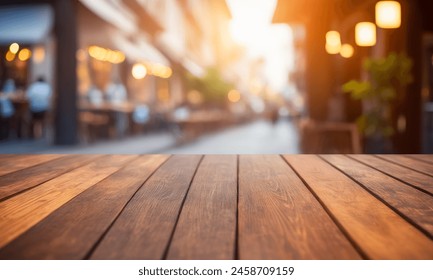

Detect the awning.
[
  {"left": 156, "top": 32, "right": 186, "bottom": 63},
  {"left": 0, "top": 5, "right": 54, "bottom": 45},
  {"left": 79, "top": 0, "right": 137, "bottom": 35},
  {"left": 112, "top": 32, "right": 170, "bottom": 66},
  {"left": 181, "top": 58, "right": 205, "bottom": 77}
]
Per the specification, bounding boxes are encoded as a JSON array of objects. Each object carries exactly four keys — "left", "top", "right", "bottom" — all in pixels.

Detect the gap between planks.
[
  {"left": 320, "top": 155, "right": 433, "bottom": 240},
  {"left": 283, "top": 155, "right": 433, "bottom": 259},
  {"left": 0, "top": 155, "right": 136, "bottom": 249}
]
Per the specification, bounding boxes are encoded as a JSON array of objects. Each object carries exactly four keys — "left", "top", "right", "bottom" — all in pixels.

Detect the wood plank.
[
  {"left": 90, "top": 155, "right": 202, "bottom": 260},
  {"left": 238, "top": 155, "right": 361, "bottom": 259},
  {"left": 0, "top": 155, "right": 101, "bottom": 201},
  {"left": 0, "top": 154, "right": 64, "bottom": 176},
  {"left": 348, "top": 155, "right": 433, "bottom": 196},
  {"left": 0, "top": 155, "right": 169, "bottom": 259},
  {"left": 166, "top": 155, "right": 237, "bottom": 260},
  {"left": 406, "top": 154, "right": 433, "bottom": 165},
  {"left": 322, "top": 155, "right": 433, "bottom": 237},
  {"left": 284, "top": 155, "right": 433, "bottom": 259},
  {"left": 0, "top": 155, "right": 135, "bottom": 249},
  {"left": 376, "top": 155, "right": 433, "bottom": 176}
]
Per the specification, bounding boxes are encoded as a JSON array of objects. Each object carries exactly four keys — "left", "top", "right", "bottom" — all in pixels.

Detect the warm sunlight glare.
[{"left": 227, "top": 0, "right": 277, "bottom": 45}]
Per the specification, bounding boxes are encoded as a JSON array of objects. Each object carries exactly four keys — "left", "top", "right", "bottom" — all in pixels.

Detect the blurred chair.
[{"left": 299, "top": 119, "right": 361, "bottom": 154}]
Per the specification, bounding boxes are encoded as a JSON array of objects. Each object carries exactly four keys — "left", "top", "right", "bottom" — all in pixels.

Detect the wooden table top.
[{"left": 0, "top": 154, "right": 433, "bottom": 260}]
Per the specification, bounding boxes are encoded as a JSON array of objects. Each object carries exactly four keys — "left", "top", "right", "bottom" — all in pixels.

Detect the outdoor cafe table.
[{"left": 0, "top": 154, "right": 433, "bottom": 260}]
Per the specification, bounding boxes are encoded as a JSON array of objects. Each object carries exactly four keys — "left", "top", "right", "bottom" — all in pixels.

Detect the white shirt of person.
[
  {"left": 0, "top": 95, "right": 14, "bottom": 118},
  {"left": 88, "top": 86, "right": 103, "bottom": 106},
  {"left": 106, "top": 83, "right": 127, "bottom": 105},
  {"left": 27, "top": 81, "right": 52, "bottom": 113}
]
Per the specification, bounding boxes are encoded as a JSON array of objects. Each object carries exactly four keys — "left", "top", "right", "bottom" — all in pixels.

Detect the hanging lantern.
[
  {"left": 376, "top": 1, "right": 401, "bottom": 29},
  {"left": 355, "top": 22, "right": 376, "bottom": 47},
  {"left": 340, "top": 44, "right": 354, "bottom": 58},
  {"left": 325, "top": 31, "right": 341, "bottom": 54}
]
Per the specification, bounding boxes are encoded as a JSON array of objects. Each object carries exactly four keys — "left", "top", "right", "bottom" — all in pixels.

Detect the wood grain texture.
[
  {"left": 349, "top": 155, "right": 433, "bottom": 196},
  {"left": 166, "top": 155, "right": 237, "bottom": 260},
  {"left": 0, "top": 154, "right": 64, "bottom": 176},
  {"left": 0, "top": 154, "right": 432, "bottom": 260},
  {"left": 0, "top": 155, "right": 169, "bottom": 260},
  {"left": 0, "top": 155, "right": 135, "bottom": 249},
  {"left": 322, "top": 155, "right": 433, "bottom": 237},
  {"left": 406, "top": 154, "right": 433, "bottom": 165},
  {"left": 90, "top": 155, "right": 202, "bottom": 260},
  {"left": 0, "top": 155, "right": 100, "bottom": 200},
  {"left": 376, "top": 155, "right": 433, "bottom": 177},
  {"left": 284, "top": 155, "right": 433, "bottom": 259},
  {"left": 238, "top": 155, "right": 361, "bottom": 259}
]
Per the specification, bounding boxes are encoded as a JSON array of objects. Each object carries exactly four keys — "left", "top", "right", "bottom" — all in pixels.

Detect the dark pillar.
[
  {"left": 384, "top": 0, "right": 422, "bottom": 153},
  {"left": 54, "top": 0, "right": 78, "bottom": 145},
  {"left": 399, "top": 0, "right": 422, "bottom": 153}
]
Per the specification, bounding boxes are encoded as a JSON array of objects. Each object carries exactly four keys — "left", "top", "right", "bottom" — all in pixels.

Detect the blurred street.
[
  {"left": 0, "top": 119, "right": 299, "bottom": 154},
  {"left": 1, "top": 0, "right": 433, "bottom": 154},
  {"left": 165, "top": 119, "right": 299, "bottom": 154}
]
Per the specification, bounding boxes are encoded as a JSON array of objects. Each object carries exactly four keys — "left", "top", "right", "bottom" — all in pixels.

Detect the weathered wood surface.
[
  {"left": 349, "top": 155, "right": 433, "bottom": 196},
  {"left": 0, "top": 154, "right": 432, "bottom": 260},
  {"left": 0, "top": 155, "right": 101, "bottom": 201},
  {"left": 322, "top": 155, "right": 433, "bottom": 237},
  {"left": 0, "top": 155, "right": 168, "bottom": 259},
  {"left": 0, "top": 155, "right": 134, "bottom": 249},
  {"left": 239, "top": 155, "right": 361, "bottom": 259},
  {"left": 167, "top": 155, "right": 237, "bottom": 260},
  {"left": 0, "top": 154, "right": 64, "bottom": 177},
  {"left": 284, "top": 155, "right": 433, "bottom": 259},
  {"left": 90, "top": 155, "right": 202, "bottom": 260}
]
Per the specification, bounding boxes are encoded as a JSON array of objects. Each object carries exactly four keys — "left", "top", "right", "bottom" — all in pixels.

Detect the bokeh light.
[
  {"left": 228, "top": 89, "right": 241, "bottom": 103},
  {"left": 9, "top": 43, "right": 19, "bottom": 54},
  {"left": 340, "top": 44, "right": 354, "bottom": 58},
  {"left": 132, "top": 63, "right": 147, "bottom": 80}
]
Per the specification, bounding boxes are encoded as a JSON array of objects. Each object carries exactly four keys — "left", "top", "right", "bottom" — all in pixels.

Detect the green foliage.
[
  {"left": 342, "top": 80, "right": 371, "bottom": 100},
  {"left": 342, "top": 52, "right": 413, "bottom": 137},
  {"left": 186, "top": 67, "right": 234, "bottom": 104}
]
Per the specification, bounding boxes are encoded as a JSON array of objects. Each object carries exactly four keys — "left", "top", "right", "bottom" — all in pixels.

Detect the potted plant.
[{"left": 342, "top": 52, "right": 413, "bottom": 153}]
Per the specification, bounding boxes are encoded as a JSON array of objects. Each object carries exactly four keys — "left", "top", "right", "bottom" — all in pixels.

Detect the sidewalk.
[
  {"left": 0, "top": 119, "right": 300, "bottom": 154},
  {"left": 165, "top": 119, "right": 300, "bottom": 154},
  {"left": 0, "top": 132, "right": 177, "bottom": 154}
]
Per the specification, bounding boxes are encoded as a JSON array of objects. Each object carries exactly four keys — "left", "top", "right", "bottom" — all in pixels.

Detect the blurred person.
[
  {"left": 105, "top": 80, "right": 127, "bottom": 105},
  {"left": 132, "top": 104, "right": 150, "bottom": 134},
  {"left": 26, "top": 77, "right": 52, "bottom": 138},
  {"left": 0, "top": 93, "right": 15, "bottom": 140},
  {"left": 87, "top": 85, "right": 104, "bottom": 105},
  {"left": 268, "top": 102, "right": 280, "bottom": 125},
  {"left": 2, "top": 79, "right": 16, "bottom": 95},
  {"left": 132, "top": 104, "right": 150, "bottom": 124},
  {"left": 105, "top": 81, "right": 128, "bottom": 138},
  {"left": 172, "top": 103, "right": 190, "bottom": 121}
]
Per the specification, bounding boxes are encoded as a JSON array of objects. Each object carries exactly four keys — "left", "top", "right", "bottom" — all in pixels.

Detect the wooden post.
[
  {"left": 53, "top": 0, "right": 78, "bottom": 145},
  {"left": 398, "top": 0, "right": 422, "bottom": 153}
]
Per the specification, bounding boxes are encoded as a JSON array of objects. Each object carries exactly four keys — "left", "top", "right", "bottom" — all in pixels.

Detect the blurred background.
[{"left": 0, "top": 0, "right": 432, "bottom": 154}]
